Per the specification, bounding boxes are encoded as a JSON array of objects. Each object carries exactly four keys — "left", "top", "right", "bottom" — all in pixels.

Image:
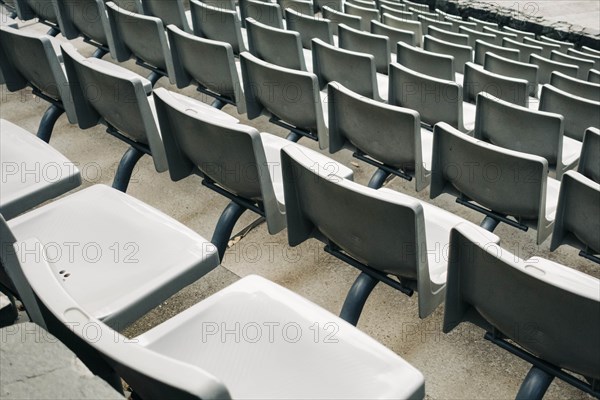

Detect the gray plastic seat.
[
  {"left": 502, "top": 37, "right": 543, "bottom": 63},
  {"left": 539, "top": 35, "right": 574, "bottom": 53},
  {"left": 20, "top": 268, "right": 426, "bottom": 399},
  {"left": 473, "top": 39, "right": 519, "bottom": 65},
  {"left": 0, "top": 184, "right": 220, "bottom": 330},
  {"left": 328, "top": 82, "right": 432, "bottom": 190},
  {"left": 167, "top": 25, "right": 246, "bottom": 113},
  {"left": 0, "top": 119, "right": 81, "bottom": 220},
  {"left": 338, "top": 24, "right": 390, "bottom": 74},
  {"left": 285, "top": 9, "right": 334, "bottom": 49},
  {"left": 423, "top": 35, "right": 472, "bottom": 75},
  {"left": 567, "top": 47, "right": 600, "bottom": 70},
  {"left": 463, "top": 62, "right": 529, "bottom": 107},
  {"left": 11, "top": 0, "right": 60, "bottom": 35},
  {"left": 397, "top": 41, "right": 454, "bottom": 81},
  {"left": 105, "top": 1, "right": 175, "bottom": 86},
  {"left": 0, "top": 26, "right": 77, "bottom": 142},
  {"left": 484, "top": 52, "right": 538, "bottom": 97},
  {"left": 246, "top": 17, "right": 310, "bottom": 71},
  {"left": 379, "top": 0, "right": 406, "bottom": 10},
  {"left": 379, "top": 4, "right": 413, "bottom": 20},
  {"left": 430, "top": 122, "right": 560, "bottom": 243},
  {"left": 344, "top": 2, "right": 378, "bottom": 31},
  {"left": 389, "top": 62, "right": 475, "bottom": 132},
  {"left": 481, "top": 25, "right": 516, "bottom": 43},
  {"left": 314, "top": 0, "right": 341, "bottom": 11},
  {"left": 109, "top": 0, "right": 142, "bottom": 12},
  {"left": 139, "top": 0, "right": 192, "bottom": 32},
  {"left": 281, "top": 144, "right": 499, "bottom": 324},
  {"left": 240, "top": 51, "right": 328, "bottom": 146},
  {"left": 550, "top": 170, "right": 600, "bottom": 264},
  {"left": 348, "top": 0, "right": 377, "bottom": 9},
  {"left": 550, "top": 71, "right": 600, "bottom": 102},
  {"left": 61, "top": 43, "right": 168, "bottom": 192},
  {"left": 417, "top": 14, "right": 451, "bottom": 35},
  {"left": 581, "top": 45, "right": 600, "bottom": 56},
  {"left": 458, "top": 25, "right": 497, "bottom": 47},
  {"left": 245, "top": 0, "right": 284, "bottom": 29},
  {"left": 467, "top": 16, "right": 497, "bottom": 31},
  {"left": 382, "top": 12, "right": 422, "bottom": 46},
  {"left": 443, "top": 17, "right": 477, "bottom": 33},
  {"left": 278, "top": 0, "right": 314, "bottom": 17},
  {"left": 578, "top": 127, "right": 600, "bottom": 184},
  {"left": 444, "top": 223, "right": 600, "bottom": 399},
  {"left": 407, "top": 5, "right": 437, "bottom": 20},
  {"left": 190, "top": 0, "right": 247, "bottom": 55},
  {"left": 590, "top": 69, "right": 600, "bottom": 83},
  {"left": 312, "top": 38, "right": 387, "bottom": 101},
  {"left": 153, "top": 87, "right": 352, "bottom": 257},
  {"left": 371, "top": 20, "right": 416, "bottom": 48},
  {"left": 402, "top": 0, "right": 429, "bottom": 12},
  {"left": 427, "top": 25, "right": 469, "bottom": 46},
  {"left": 322, "top": 5, "right": 361, "bottom": 31},
  {"left": 474, "top": 93, "right": 581, "bottom": 180},
  {"left": 539, "top": 84, "right": 600, "bottom": 141},
  {"left": 53, "top": 0, "right": 115, "bottom": 58},
  {"left": 523, "top": 36, "right": 560, "bottom": 58},
  {"left": 530, "top": 53, "right": 578, "bottom": 85},
  {"left": 502, "top": 25, "right": 535, "bottom": 42},
  {"left": 550, "top": 50, "right": 595, "bottom": 80}
]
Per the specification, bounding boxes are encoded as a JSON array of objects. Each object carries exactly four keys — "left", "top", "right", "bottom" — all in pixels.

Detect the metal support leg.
[
  {"left": 339, "top": 272, "right": 379, "bottom": 326},
  {"left": 91, "top": 47, "right": 108, "bottom": 59},
  {"left": 112, "top": 146, "right": 144, "bottom": 192},
  {"left": 147, "top": 71, "right": 162, "bottom": 87},
  {"left": 515, "top": 366, "right": 554, "bottom": 400},
  {"left": 211, "top": 98, "right": 226, "bottom": 110},
  {"left": 367, "top": 168, "right": 391, "bottom": 189},
  {"left": 286, "top": 131, "right": 302, "bottom": 142},
  {"left": 36, "top": 104, "right": 64, "bottom": 143},
  {"left": 47, "top": 27, "right": 60, "bottom": 37},
  {"left": 480, "top": 216, "right": 501, "bottom": 232},
  {"left": 211, "top": 201, "right": 246, "bottom": 260}
]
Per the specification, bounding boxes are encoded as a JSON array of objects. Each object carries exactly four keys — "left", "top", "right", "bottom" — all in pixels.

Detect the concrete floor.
[{"left": 1, "top": 14, "right": 599, "bottom": 400}]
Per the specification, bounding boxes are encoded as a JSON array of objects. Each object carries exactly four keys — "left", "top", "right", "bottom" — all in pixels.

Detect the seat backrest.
[
  {"left": 379, "top": 5, "right": 413, "bottom": 20},
  {"left": 590, "top": 69, "right": 600, "bottom": 84},
  {"left": 502, "top": 25, "right": 535, "bottom": 42},
  {"left": 550, "top": 71, "right": 600, "bottom": 102},
  {"left": 523, "top": 36, "right": 560, "bottom": 58},
  {"left": 382, "top": 12, "right": 422, "bottom": 46},
  {"left": 539, "top": 35, "right": 574, "bottom": 53},
  {"left": 481, "top": 25, "right": 516, "bottom": 43},
  {"left": 240, "top": 52, "right": 327, "bottom": 148},
  {"left": 166, "top": 25, "right": 245, "bottom": 114},
  {"left": 474, "top": 93, "right": 563, "bottom": 167},
  {"left": 61, "top": 43, "right": 167, "bottom": 171},
  {"left": 578, "top": 127, "right": 600, "bottom": 183},
  {"left": 467, "top": 16, "right": 498, "bottom": 31},
  {"left": 23, "top": 0, "right": 58, "bottom": 22},
  {"left": 397, "top": 41, "right": 453, "bottom": 80},
  {"left": 529, "top": 53, "right": 578, "bottom": 85},
  {"left": 246, "top": 0, "right": 284, "bottom": 29},
  {"left": 278, "top": 0, "right": 313, "bottom": 17},
  {"left": 344, "top": 2, "right": 379, "bottom": 31},
  {"left": 53, "top": 0, "right": 113, "bottom": 50},
  {"left": 567, "top": 48, "right": 600, "bottom": 71},
  {"left": 190, "top": 0, "right": 246, "bottom": 54},
  {"left": 140, "top": 0, "right": 190, "bottom": 31},
  {"left": 474, "top": 39, "right": 519, "bottom": 65},
  {"left": 430, "top": 122, "right": 548, "bottom": 221},
  {"left": 15, "top": 246, "right": 232, "bottom": 400},
  {"left": 328, "top": 82, "right": 430, "bottom": 190},
  {"left": 444, "top": 223, "right": 600, "bottom": 381},
  {"left": 286, "top": 9, "right": 334, "bottom": 49},
  {"left": 502, "top": 37, "right": 542, "bottom": 63},
  {"left": 458, "top": 25, "right": 496, "bottom": 47},
  {"left": 539, "top": 84, "right": 600, "bottom": 141},
  {"left": 108, "top": 0, "right": 141, "bottom": 12},
  {"left": 338, "top": 24, "right": 390, "bottom": 74},
  {"left": 371, "top": 20, "right": 416, "bottom": 50},
  {"left": 105, "top": 1, "right": 175, "bottom": 79},
  {"left": 322, "top": 5, "right": 361, "bottom": 31},
  {"left": 389, "top": 62, "right": 463, "bottom": 130},
  {"left": 423, "top": 35, "right": 472, "bottom": 75},
  {"left": 197, "top": 0, "right": 236, "bottom": 10},
  {"left": 417, "top": 14, "right": 451, "bottom": 35},
  {"left": 348, "top": 0, "right": 376, "bottom": 9},
  {"left": 551, "top": 170, "right": 600, "bottom": 254},
  {"left": 379, "top": 0, "right": 407, "bottom": 10},
  {"left": 312, "top": 38, "right": 380, "bottom": 100},
  {"left": 0, "top": 26, "right": 76, "bottom": 123},
  {"left": 281, "top": 145, "right": 426, "bottom": 280},
  {"left": 403, "top": 0, "right": 429, "bottom": 12},
  {"left": 484, "top": 52, "right": 538, "bottom": 97},
  {"left": 246, "top": 17, "right": 306, "bottom": 70},
  {"left": 427, "top": 25, "right": 469, "bottom": 46},
  {"left": 550, "top": 50, "right": 595, "bottom": 80},
  {"left": 463, "top": 62, "right": 529, "bottom": 106},
  {"left": 314, "top": 0, "right": 342, "bottom": 11}
]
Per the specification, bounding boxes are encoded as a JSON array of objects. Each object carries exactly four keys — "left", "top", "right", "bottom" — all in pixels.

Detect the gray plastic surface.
[
  {"left": 539, "top": 35, "right": 574, "bottom": 53},
  {"left": 246, "top": 17, "right": 306, "bottom": 70},
  {"left": 344, "top": 2, "right": 379, "bottom": 31},
  {"left": 397, "top": 41, "right": 453, "bottom": 80},
  {"left": 463, "top": 62, "right": 528, "bottom": 106},
  {"left": 382, "top": 12, "right": 422, "bottom": 46},
  {"left": 322, "top": 5, "right": 361, "bottom": 31},
  {"left": 458, "top": 25, "right": 496, "bottom": 47},
  {"left": 246, "top": 0, "right": 283, "bottom": 29},
  {"left": 578, "top": 127, "right": 600, "bottom": 184},
  {"left": 474, "top": 39, "right": 519, "bottom": 65},
  {"left": 567, "top": 47, "right": 600, "bottom": 70},
  {"left": 524, "top": 36, "right": 560, "bottom": 58},
  {"left": 502, "top": 25, "right": 535, "bottom": 41},
  {"left": 550, "top": 50, "right": 595, "bottom": 80},
  {"left": 484, "top": 52, "right": 538, "bottom": 97},
  {"left": 141, "top": 0, "right": 191, "bottom": 32},
  {"left": 427, "top": 25, "right": 469, "bottom": 46},
  {"left": 190, "top": 0, "right": 246, "bottom": 54},
  {"left": 550, "top": 71, "right": 600, "bottom": 102},
  {"left": 285, "top": 9, "right": 333, "bottom": 49},
  {"left": 590, "top": 69, "right": 600, "bottom": 83},
  {"left": 502, "top": 37, "right": 542, "bottom": 62},
  {"left": 371, "top": 20, "right": 416, "bottom": 50},
  {"left": 417, "top": 14, "right": 451, "bottom": 35},
  {"left": 423, "top": 35, "right": 472, "bottom": 75},
  {"left": 338, "top": 24, "right": 390, "bottom": 74},
  {"left": 530, "top": 53, "right": 578, "bottom": 85}
]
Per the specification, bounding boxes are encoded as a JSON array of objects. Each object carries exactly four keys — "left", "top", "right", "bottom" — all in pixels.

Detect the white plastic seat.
[
  {"left": 344, "top": 2, "right": 379, "bottom": 31},
  {"left": 1, "top": 184, "right": 220, "bottom": 329},
  {"left": 430, "top": 122, "right": 560, "bottom": 244},
  {"left": 423, "top": 35, "right": 472, "bottom": 75},
  {"left": 0, "top": 119, "right": 81, "bottom": 220},
  {"left": 285, "top": 8, "right": 335, "bottom": 49},
  {"left": 281, "top": 144, "right": 499, "bottom": 324},
  {"left": 322, "top": 5, "right": 362, "bottom": 31},
  {"left": 21, "top": 267, "right": 426, "bottom": 399},
  {"left": 444, "top": 223, "right": 600, "bottom": 399}
]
